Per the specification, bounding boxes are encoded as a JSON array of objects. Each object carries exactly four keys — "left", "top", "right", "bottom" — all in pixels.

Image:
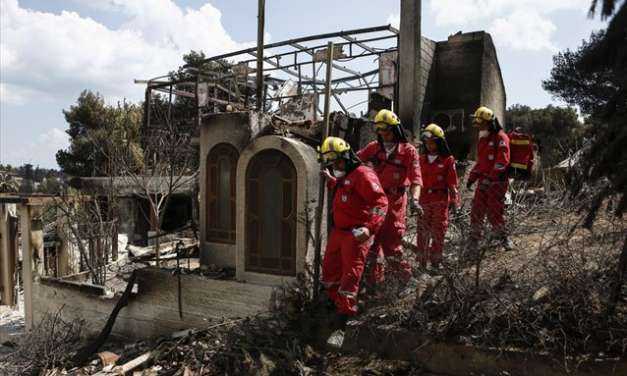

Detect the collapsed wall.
[{"left": 32, "top": 267, "right": 273, "bottom": 340}]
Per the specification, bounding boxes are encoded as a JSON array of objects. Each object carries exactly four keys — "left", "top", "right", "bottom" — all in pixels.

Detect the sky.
[{"left": 0, "top": 0, "right": 608, "bottom": 169}]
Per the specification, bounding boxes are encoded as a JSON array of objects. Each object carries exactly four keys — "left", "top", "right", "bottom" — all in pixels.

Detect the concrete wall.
[
  {"left": 33, "top": 267, "right": 274, "bottom": 340},
  {"left": 235, "top": 136, "right": 321, "bottom": 286},
  {"left": 430, "top": 31, "right": 506, "bottom": 160},
  {"left": 416, "top": 37, "right": 437, "bottom": 137},
  {"left": 432, "top": 33, "right": 484, "bottom": 160},
  {"left": 480, "top": 34, "right": 507, "bottom": 128},
  {"left": 198, "top": 111, "right": 267, "bottom": 268}
]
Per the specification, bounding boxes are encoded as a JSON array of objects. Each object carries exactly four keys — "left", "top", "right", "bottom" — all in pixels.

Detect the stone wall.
[{"left": 32, "top": 267, "right": 273, "bottom": 340}]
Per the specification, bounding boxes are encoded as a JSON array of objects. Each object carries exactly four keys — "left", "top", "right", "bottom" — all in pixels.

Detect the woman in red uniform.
[{"left": 416, "top": 124, "right": 459, "bottom": 269}]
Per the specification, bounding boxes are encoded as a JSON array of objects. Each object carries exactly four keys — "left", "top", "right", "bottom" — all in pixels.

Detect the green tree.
[
  {"left": 506, "top": 104, "right": 586, "bottom": 167},
  {"left": 0, "top": 172, "right": 19, "bottom": 193},
  {"left": 543, "top": 2, "right": 626, "bottom": 217},
  {"left": 56, "top": 91, "right": 143, "bottom": 177}
]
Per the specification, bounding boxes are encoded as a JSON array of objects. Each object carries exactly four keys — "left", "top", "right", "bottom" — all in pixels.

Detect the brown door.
[
  {"left": 245, "top": 149, "right": 297, "bottom": 276},
  {"left": 206, "top": 143, "right": 238, "bottom": 243}
]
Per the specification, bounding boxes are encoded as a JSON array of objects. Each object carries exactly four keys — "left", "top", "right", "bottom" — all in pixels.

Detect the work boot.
[
  {"left": 501, "top": 236, "right": 514, "bottom": 251},
  {"left": 430, "top": 261, "right": 442, "bottom": 272}
]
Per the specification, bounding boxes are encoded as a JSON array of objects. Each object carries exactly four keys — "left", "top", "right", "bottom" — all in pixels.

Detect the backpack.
[{"left": 507, "top": 131, "right": 535, "bottom": 180}]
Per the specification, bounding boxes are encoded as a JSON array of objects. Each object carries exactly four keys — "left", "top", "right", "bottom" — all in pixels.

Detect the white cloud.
[
  {"left": 490, "top": 9, "right": 558, "bottom": 51},
  {"left": 428, "top": 0, "right": 589, "bottom": 27},
  {"left": 2, "top": 128, "right": 70, "bottom": 168},
  {"left": 0, "top": 0, "right": 252, "bottom": 105},
  {"left": 0, "top": 83, "right": 45, "bottom": 106},
  {"left": 424, "top": 0, "right": 590, "bottom": 51}
]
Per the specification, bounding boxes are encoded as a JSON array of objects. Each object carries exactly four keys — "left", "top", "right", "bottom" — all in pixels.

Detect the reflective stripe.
[
  {"left": 371, "top": 207, "right": 386, "bottom": 216},
  {"left": 494, "top": 163, "right": 506, "bottom": 170},
  {"left": 338, "top": 289, "right": 357, "bottom": 297},
  {"left": 511, "top": 139, "right": 530, "bottom": 145},
  {"left": 511, "top": 162, "right": 528, "bottom": 169}
]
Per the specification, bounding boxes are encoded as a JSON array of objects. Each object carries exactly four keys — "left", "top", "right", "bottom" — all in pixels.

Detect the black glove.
[{"left": 409, "top": 198, "right": 423, "bottom": 216}]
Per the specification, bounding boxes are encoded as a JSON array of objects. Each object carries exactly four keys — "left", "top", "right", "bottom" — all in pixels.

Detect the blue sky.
[{"left": 0, "top": 0, "right": 607, "bottom": 168}]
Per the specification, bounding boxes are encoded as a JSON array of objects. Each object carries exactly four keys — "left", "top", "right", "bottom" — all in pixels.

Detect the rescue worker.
[
  {"left": 319, "top": 136, "right": 388, "bottom": 317},
  {"left": 416, "top": 124, "right": 459, "bottom": 268},
  {"left": 466, "top": 106, "right": 513, "bottom": 251},
  {"left": 357, "top": 109, "right": 422, "bottom": 285}
]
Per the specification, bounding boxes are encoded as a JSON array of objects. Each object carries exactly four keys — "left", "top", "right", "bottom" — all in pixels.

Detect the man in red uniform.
[
  {"left": 416, "top": 124, "right": 460, "bottom": 268},
  {"left": 319, "top": 137, "right": 388, "bottom": 316},
  {"left": 357, "top": 109, "right": 422, "bottom": 285},
  {"left": 466, "top": 106, "right": 513, "bottom": 251},
  {"left": 507, "top": 127, "right": 535, "bottom": 180}
]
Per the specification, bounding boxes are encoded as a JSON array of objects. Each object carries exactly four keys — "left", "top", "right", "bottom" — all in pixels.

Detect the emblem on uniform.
[
  {"left": 344, "top": 179, "right": 351, "bottom": 185},
  {"left": 341, "top": 194, "right": 348, "bottom": 202},
  {"left": 499, "top": 140, "right": 506, "bottom": 147},
  {"left": 488, "top": 154, "right": 494, "bottom": 160}
]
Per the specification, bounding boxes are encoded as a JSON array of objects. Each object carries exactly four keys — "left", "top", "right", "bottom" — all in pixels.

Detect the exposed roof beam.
[
  {"left": 189, "top": 25, "right": 396, "bottom": 66},
  {"left": 289, "top": 42, "right": 363, "bottom": 77},
  {"left": 341, "top": 35, "right": 377, "bottom": 53}
]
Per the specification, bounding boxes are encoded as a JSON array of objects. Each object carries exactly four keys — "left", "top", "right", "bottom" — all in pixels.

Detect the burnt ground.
[{"left": 0, "top": 190, "right": 625, "bottom": 375}]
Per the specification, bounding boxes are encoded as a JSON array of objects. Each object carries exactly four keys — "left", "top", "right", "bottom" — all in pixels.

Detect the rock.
[
  {"left": 326, "top": 329, "right": 345, "bottom": 350},
  {"left": 97, "top": 351, "right": 120, "bottom": 367},
  {"left": 258, "top": 353, "right": 277, "bottom": 376},
  {"left": 533, "top": 286, "right": 550, "bottom": 302}
]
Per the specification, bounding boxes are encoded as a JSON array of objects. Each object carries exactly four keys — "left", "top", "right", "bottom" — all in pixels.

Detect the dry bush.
[
  {"left": 0, "top": 308, "right": 84, "bottom": 375},
  {"left": 364, "top": 184, "right": 626, "bottom": 368}
]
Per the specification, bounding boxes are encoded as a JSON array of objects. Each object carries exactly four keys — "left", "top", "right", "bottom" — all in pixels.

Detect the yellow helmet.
[
  {"left": 318, "top": 136, "right": 351, "bottom": 163},
  {"left": 422, "top": 123, "right": 445, "bottom": 140},
  {"left": 374, "top": 109, "right": 400, "bottom": 130},
  {"left": 471, "top": 106, "right": 495, "bottom": 126}
]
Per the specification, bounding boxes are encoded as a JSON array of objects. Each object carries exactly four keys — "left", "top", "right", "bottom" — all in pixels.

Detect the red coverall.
[
  {"left": 469, "top": 130, "right": 510, "bottom": 240},
  {"left": 508, "top": 131, "right": 534, "bottom": 175},
  {"left": 416, "top": 154, "right": 459, "bottom": 265},
  {"left": 357, "top": 141, "right": 422, "bottom": 283},
  {"left": 322, "top": 165, "right": 388, "bottom": 315}
]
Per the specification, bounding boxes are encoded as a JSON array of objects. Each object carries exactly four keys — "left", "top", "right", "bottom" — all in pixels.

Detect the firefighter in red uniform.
[
  {"left": 507, "top": 127, "right": 535, "bottom": 180},
  {"left": 319, "top": 137, "right": 388, "bottom": 316},
  {"left": 357, "top": 109, "right": 423, "bottom": 285},
  {"left": 416, "top": 124, "right": 460, "bottom": 268},
  {"left": 466, "top": 106, "right": 513, "bottom": 251}
]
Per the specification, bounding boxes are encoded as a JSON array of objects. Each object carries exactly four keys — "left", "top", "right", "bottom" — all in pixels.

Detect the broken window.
[
  {"left": 245, "top": 149, "right": 297, "bottom": 276},
  {"left": 206, "top": 143, "right": 238, "bottom": 244}
]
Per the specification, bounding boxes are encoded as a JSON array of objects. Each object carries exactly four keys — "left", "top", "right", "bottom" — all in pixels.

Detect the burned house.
[
  {"left": 162, "top": 26, "right": 506, "bottom": 282},
  {"left": 1, "top": 7, "right": 505, "bottom": 340}
]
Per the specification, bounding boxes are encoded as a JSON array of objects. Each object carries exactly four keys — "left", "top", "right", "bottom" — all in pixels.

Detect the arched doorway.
[
  {"left": 245, "top": 149, "right": 297, "bottom": 276},
  {"left": 206, "top": 143, "right": 238, "bottom": 244}
]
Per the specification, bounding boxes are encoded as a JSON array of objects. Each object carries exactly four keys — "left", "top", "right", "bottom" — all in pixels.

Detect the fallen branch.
[{"left": 69, "top": 270, "right": 138, "bottom": 367}]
